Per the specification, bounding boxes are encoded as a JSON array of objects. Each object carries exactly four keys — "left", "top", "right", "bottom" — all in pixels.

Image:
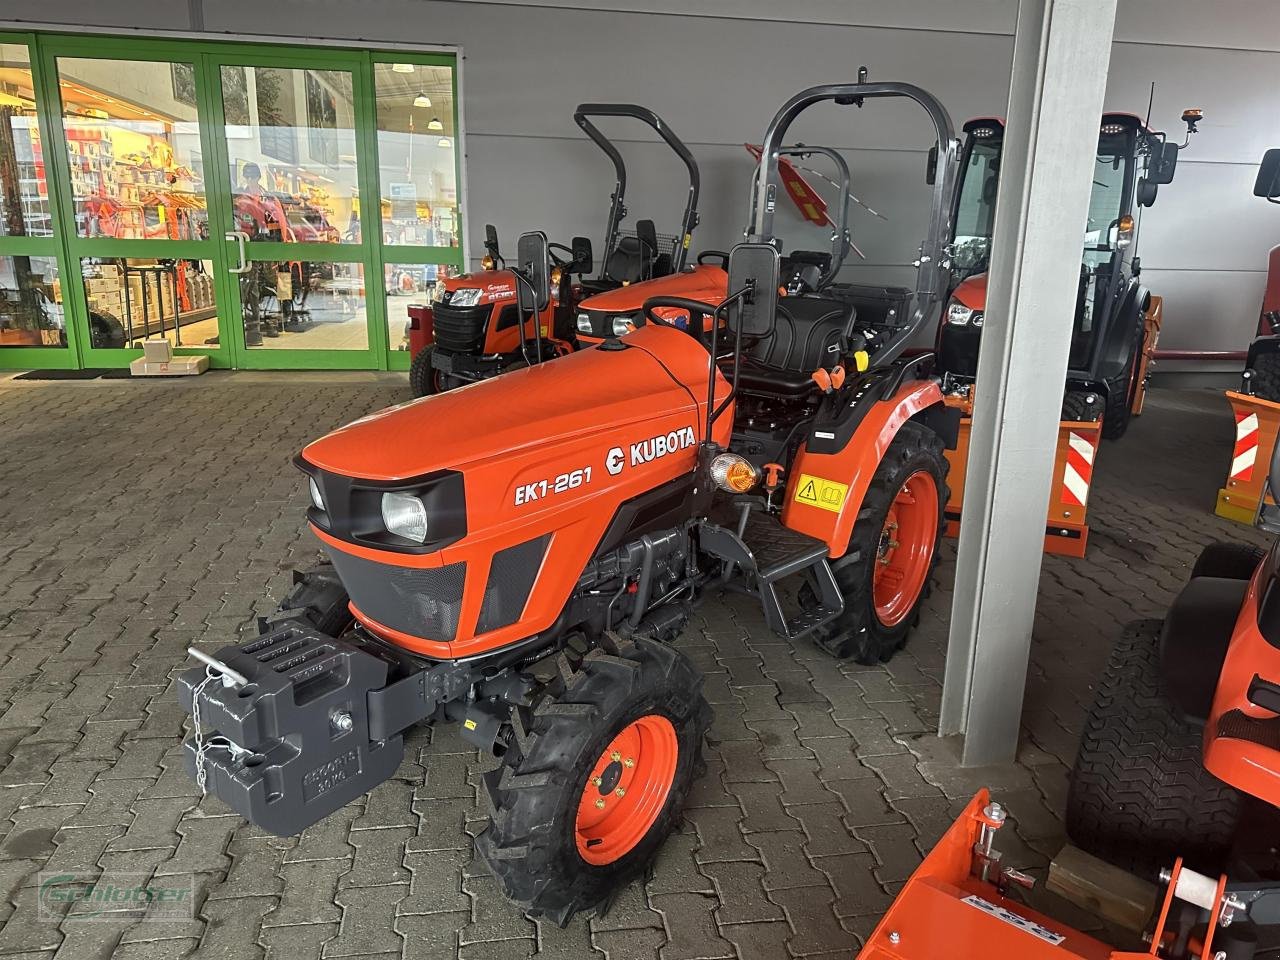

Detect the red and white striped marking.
[
  {"left": 1062, "top": 431, "right": 1095, "bottom": 507},
  {"left": 1232, "top": 411, "right": 1260, "bottom": 482}
]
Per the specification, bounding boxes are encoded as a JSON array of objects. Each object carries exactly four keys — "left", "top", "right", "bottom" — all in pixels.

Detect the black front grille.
[
  {"left": 433, "top": 303, "right": 491, "bottom": 353},
  {"left": 325, "top": 546, "right": 466, "bottom": 642},
  {"left": 476, "top": 535, "right": 549, "bottom": 634}
]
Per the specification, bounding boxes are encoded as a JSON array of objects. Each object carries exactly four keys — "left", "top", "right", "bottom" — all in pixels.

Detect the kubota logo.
[
  {"left": 605, "top": 447, "right": 626, "bottom": 476},
  {"left": 630, "top": 426, "right": 696, "bottom": 467}
]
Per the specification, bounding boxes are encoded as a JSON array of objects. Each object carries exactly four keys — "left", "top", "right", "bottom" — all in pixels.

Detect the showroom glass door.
[
  {"left": 42, "top": 37, "right": 232, "bottom": 368},
  {"left": 204, "top": 48, "right": 382, "bottom": 369}
]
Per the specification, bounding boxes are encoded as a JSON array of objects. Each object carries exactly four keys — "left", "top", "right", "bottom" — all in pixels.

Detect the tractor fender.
[
  {"left": 1096, "top": 279, "right": 1147, "bottom": 385},
  {"left": 780, "top": 378, "right": 946, "bottom": 557}
]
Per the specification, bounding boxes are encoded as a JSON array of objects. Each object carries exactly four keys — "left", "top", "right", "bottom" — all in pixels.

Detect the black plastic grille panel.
[
  {"left": 476, "top": 534, "right": 549, "bottom": 634},
  {"left": 326, "top": 546, "right": 466, "bottom": 642},
  {"left": 433, "top": 303, "right": 490, "bottom": 353}
]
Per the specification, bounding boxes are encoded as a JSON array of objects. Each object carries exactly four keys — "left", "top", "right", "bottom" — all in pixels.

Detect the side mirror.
[
  {"left": 1255, "top": 149, "right": 1280, "bottom": 200},
  {"left": 1136, "top": 178, "right": 1159, "bottom": 207},
  {"left": 484, "top": 224, "right": 501, "bottom": 259},
  {"left": 926, "top": 144, "right": 938, "bottom": 186},
  {"left": 1148, "top": 141, "right": 1179, "bottom": 185},
  {"left": 726, "top": 242, "right": 779, "bottom": 339},
  {"left": 516, "top": 231, "right": 551, "bottom": 313},
  {"left": 571, "top": 236, "right": 593, "bottom": 274}
]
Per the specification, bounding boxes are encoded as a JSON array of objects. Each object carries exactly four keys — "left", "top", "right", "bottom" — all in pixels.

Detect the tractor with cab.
[
  {"left": 177, "top": 77, "right": 962, "bottom": 923},
  {"left": 408, "top": 102, "right": 701, "bottom": 396}
]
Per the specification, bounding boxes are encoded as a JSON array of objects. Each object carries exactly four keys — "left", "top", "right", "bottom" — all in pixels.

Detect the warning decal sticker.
[
  {"left": 793, "top": 474, "right": 849, "bottom": 513},
  {"left": 960, "top": 896, "right": 1066, "bottom": 946}
]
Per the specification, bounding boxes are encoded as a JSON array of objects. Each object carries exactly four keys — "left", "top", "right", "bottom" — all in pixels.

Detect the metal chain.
[{"left": 190, "top": 666, "right": 216, "bottom": 795}]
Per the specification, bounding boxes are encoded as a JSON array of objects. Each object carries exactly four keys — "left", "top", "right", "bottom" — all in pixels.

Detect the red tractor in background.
[
  {"left": 178, "top": 75, "right": 964, "bottom": 923},
  {"left": 407, "top": 102, "right": 702, "bottom": 396}
]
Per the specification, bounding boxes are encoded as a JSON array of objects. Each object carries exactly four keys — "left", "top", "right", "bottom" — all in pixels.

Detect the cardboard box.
[{"left": 129, "top": 354, "right": 209, "bottom": 377}]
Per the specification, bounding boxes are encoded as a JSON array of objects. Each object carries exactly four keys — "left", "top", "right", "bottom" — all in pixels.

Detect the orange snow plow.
[
  {"left": 857, "top": 790, "right": 1267, "bottom": 960},
  {"left": 1216, "top": 390, "right": 1280, "bottom": 525}
]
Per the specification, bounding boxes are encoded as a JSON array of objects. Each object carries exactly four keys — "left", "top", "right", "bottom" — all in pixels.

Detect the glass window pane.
[
  {"left": 80, "top": 257, "right": 218, "bottom": 349},
  {"left": 241, "top": 260, "right": 366, "bottom": 349},
  {"left": 0, "top": 255, "right": 65, "bottom": 347},
  {"left": 1, "top": 43, "right": 53, "bottom": 238},
  {"left": 224, "top": 66, "right": 359, "bottom": 244},
  {"left": 56, "top": 57, "right": 208, "bottom": 240},
  {"left": 374, "top": 63, "right": 458, "bottom": 247},
  {"left": 384, "top": 261, "right": 456, "bottom": 351}
]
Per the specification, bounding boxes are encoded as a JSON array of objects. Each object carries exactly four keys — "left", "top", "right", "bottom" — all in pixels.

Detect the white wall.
[{"left": 6, "top": 0, "right": 1279, "bottom": 366}]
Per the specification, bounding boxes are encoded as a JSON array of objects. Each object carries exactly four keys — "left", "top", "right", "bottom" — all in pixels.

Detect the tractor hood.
[
  {"left": 951, "top": 273, "right": 987, "bottom": 311},
  {"left": 578, "top": 264, "right": 728, "bottom": 314},
  {"left": 301, "top": 324, "right": 720, "bottom": 482},
  {"left": 438, "top": 269, "right": 520, "bottom": 308}
]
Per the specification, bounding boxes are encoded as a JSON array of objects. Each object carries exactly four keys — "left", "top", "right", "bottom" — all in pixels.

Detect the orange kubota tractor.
[
  {"left": 177, "top": 77, "right": 963, "bottom": 923},
  {"left": 856, "top": 452, "right": 1280, "bottom": 960},
  {"left": 407, "top": 103, "right": 701, "bottom": 396},
  {"left": 937, "top": 110, "right": 1199, "bottom": 555},
  {"left": 572, "top": 141, "right": 868, "bottom": 346}
]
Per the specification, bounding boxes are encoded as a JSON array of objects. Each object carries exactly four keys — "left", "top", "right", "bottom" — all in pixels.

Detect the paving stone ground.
[{"left": 0, "top": 372, "right": 1266, "bottom": 959}]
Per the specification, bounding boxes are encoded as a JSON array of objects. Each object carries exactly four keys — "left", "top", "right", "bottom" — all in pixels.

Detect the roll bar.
[
  {"left": 748, "top": 77, "right": 960, "bottom": 369},
  {"left": 573, "top": 103, "right": 701, "bottom": 274}
]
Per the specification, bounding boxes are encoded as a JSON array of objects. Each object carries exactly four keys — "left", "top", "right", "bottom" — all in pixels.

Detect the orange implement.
[{"left": 1216, "top": 390, "right": 1280, "bottom": 525}]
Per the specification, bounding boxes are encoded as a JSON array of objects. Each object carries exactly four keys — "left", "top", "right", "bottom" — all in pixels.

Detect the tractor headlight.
[
  {"left": 710, "top": 453, "right": 760, "bottom": 494},
  {"left": 612, "top": 315, "right": 636, "bottom": 336},
  {"left": 381, "top": 492, "right": 429, "bottom": 544},
  {"left": 448, "top": 288, "right": 483, "bottom": 308},
  {"left": 576, "top": 312, "right": 594, "bottom": 334},
  {"left": 308, "top": 476, "right": 325, "bottom": 511},
  {"left": 946, "top": 301, "right": 980, "bottom": 326}
]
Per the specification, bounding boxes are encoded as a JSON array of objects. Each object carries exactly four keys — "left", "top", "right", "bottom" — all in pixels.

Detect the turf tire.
[
  {"left": 1066, "top": 619, "right": 1240, "bottom": 876},
  {"left": 1190, "top": 542, "right": 1267, "bottom": 581},
  {"left": 269, "top": 563, "right": 354, "bottom": 637},
  {"left": 409, "top": 346, "right": 439, "bottom": 398}
]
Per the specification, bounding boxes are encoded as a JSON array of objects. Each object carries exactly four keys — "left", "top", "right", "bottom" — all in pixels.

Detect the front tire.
[
  {"left": 269, "top": 563, "right": 354, "bottom": 637},
  {"left": 1101, "top": 313, "right": 1145, "bottom": 440},
  {"left": 477, "top": 634, "right": 711, "bottom": 924},
  {"left": 409, "top": 346, "right": 440, "bottom": 398},
  {"left": 1066, "top": 620, "right": 1240, "bottom": 876},
  {"left": 804, "top": 421, "right": 948, "bottom": 664}
]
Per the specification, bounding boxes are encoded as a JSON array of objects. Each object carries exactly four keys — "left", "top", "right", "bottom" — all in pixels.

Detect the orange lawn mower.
[
  {"left": 936, "top": 110, "right": 1199, "bottom": 556},
  {"left": 1216, "top": 150, "right": 1280, "bottom": 527},
  {"left": 406, "top": 103, "right": 702, "bottom": 397},
  {"left": 177, "top": 75, "right": 964, "bottom": 923},
  {"left": 857, "top": 442, "right": 1280, "bottom": 960}
]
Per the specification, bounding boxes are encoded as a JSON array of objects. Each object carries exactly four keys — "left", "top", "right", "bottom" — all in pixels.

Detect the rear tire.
[
  {"left": 1252, "top": 351, "right": 1280, "bottom": 403},
  {"left": 1190, "top": 542, "right": 1267, "bottom": 581},
  {"left": 1066, "top": 619, "right": 1240, "bottom": 876},
  {"left": 803, "top": 421, "right": 948, "bottom": 665},
  {"left": 477, "top": 634, "right": 711, "bottom": 924},
  {"left": 409, "top": 346, "right": 439, "bottom": 398},
  {"left": 270, "top": 563, "right": 354, "bottom": 637}
]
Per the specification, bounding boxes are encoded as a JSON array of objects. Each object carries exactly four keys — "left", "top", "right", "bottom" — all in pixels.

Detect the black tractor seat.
[
  {"left": 730, "top": 295, "right": 856, "bottom": 397},
  {"left": 580, "top": 220, "right": 664, "bottom": 294}
]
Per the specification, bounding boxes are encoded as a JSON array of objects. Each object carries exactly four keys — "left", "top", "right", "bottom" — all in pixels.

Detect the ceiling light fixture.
[
  {"left": 437, "top": 137, "right": 451, "bottom": 148},
  {"left": 392, "top": 63, "right": 415, "bottom": 74},
  {"left": 413, "top": 92, "right": 431, "bottom": 108},
  {"left": 427, "top": 117, "right": 444, "bottom": 131}
]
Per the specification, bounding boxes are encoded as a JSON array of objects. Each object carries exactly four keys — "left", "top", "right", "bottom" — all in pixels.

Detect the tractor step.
[{"left": 699, "top": 512, "right": 844, "bottom": 641}]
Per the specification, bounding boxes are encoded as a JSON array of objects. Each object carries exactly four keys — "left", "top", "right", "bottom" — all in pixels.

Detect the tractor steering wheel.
[
  {"left": 642, "top": 295, "right": 717, "bottom": 345},
  {"left": 548, "top": 243, "right": 575, "bottom": 267},
  {"left": 697, "top": 250, "right": 730, "bottom": 269}
]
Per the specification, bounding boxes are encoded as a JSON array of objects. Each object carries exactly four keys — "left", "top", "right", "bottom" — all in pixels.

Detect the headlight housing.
[
  {"left": 308, "top": 476, "right": 325, "bottom": 511},
  {"left": 448, "top": 288, "right": 483, "bottom": 308},
  {"left": 710, "top": 453, "right": 760, "bottom": 493},
  {"left": 612, "top": 315, "right": 636, "bottom": 336},
  {"left": 576, "top": 312, "right": 594, "bottom": 334},
  {"left": 381, "top": 492, "right": 429, "bottom": 544},
  {"left": 946, "top": 300, "right": 983, "bottom": 327}
]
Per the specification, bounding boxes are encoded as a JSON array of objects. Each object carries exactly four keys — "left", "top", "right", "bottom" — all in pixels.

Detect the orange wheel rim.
[
  {"left": 873, "top": 470, "right": 938, "bottom": 627},
  {"left": 575, "top": 714, "right": 678, "bottom": 866}
]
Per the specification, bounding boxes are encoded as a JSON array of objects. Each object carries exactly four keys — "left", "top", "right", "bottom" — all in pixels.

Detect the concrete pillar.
[{"left": 939, "top": 0, "right": 1118, "bottom": 766}]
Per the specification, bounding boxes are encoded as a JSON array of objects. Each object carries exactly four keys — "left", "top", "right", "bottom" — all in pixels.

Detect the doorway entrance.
[{"left": 0, "top": 33, "right": 462, "bottom": 371}]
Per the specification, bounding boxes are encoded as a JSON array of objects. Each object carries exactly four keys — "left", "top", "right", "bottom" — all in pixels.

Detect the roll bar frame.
[
  {"left": 748, "top": 80, "right": 961, "bottom": 369},
  {"left": 573, "top": 103, "right": 701, "bottom": 275}
]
